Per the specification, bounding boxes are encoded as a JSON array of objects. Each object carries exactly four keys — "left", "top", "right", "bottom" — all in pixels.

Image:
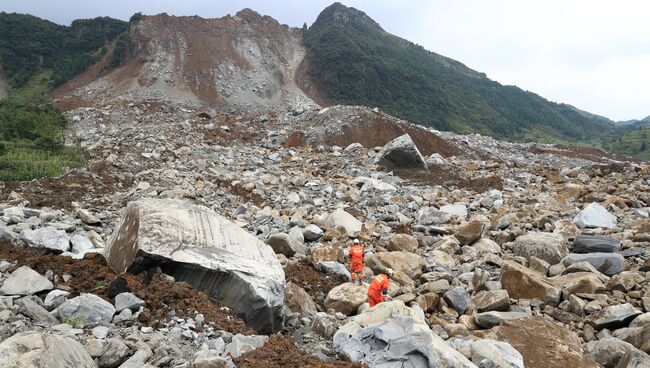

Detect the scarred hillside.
[{"left": 56, "top": 10, "right": 315, "bottom": 109}]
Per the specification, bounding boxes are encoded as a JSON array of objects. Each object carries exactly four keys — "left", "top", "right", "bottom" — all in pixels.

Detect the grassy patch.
[{"left": 0, "top": 142, "right": 84, "bottom": 181}]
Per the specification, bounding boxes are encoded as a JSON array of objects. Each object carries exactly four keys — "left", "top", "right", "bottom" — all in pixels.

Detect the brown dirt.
[
  {"left": 393, "top": 164, "right": 503, "bottom": 193},
  {"left": 0, "top": 242, "right": 254, "bottom": 334},
  {"left": 234, "top": 335, "right": 366, "bottom": 368},
  {"left": 2, "top": 160, "right": 133, "bottom": 211},
  {"left": 285, "top": 260, "right": 347, "bottom": 307}
]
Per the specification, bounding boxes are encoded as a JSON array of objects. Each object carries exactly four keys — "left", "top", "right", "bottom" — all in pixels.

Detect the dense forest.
[
  {"left": 0, "top": 13, "right": 127, "bottom": 180},
  {"left": 302, "top": 3, "right": 618, "bottom": 144}
]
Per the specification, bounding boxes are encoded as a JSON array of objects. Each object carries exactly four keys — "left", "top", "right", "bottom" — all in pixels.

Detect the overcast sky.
[{"left": 3, "top": 0, "right": 649, "bottom": 121}]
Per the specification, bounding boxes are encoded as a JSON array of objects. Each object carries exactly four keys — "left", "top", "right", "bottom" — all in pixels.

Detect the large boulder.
[
  {"left": 0, "top": 331, "right": 95, "bottom": 367},
  {"left": 20, "top": 226, "right": 70, "bottom": 252},
  {"left": 284, "top": 282, "right": 317, "bottom": 314},
  {"left": 57, "top": 293, "right": 115, "bottom": 324},
  {"left": 549, "top": 272, "right": 606, "bottom": 296},
  {"left": 366, "top": 251, "right": 424, "bottom": 285},
  {"left": 512, "top": 232, "right": 569, "bottom": 264},
  {"left": 266, "top": 233, "right": 308, "bottom": 257},
  {"left": 334, "top": 316, "right": 476, "bottom": 367},
  {"left": 499, "top": 260, "right": 561, "bottom": 306},
  {"left": 386, "top": 233, "right": 419, "bottom": 252},
  {"left": 561, "top": 253, "right": 627, "bottom": 276},
  {"left": 586, "top": 303, "right": 643, "bottom": 330},
  {"left": 0, "top": 266, "right": 53, "bottom": 296},
  {"left": 102, "top": 198, "right": 285, "bottom": 333},
  {"left": 455, "top": 220, "right": 488, "bottom": 246},
  {"left": 328, "top": 209, "right": 362, "bottom": 234},
  {"left": 374, "top": 134, "right": 428, "bottom": 170},
  {"left": 486, "top": 316, "right": 598, "bottom": 368},
  {"left": 470, "top": 339, "right": 524, "bottom": 368},
  {"left": 417, "top": 207, "right": 452, "bottom": 225},
  {"left": 324, "top": 283, "right": 367, "bottom": 315},
  {"left": 573, "top": 203, "right": 617, "bottom": 229},
  {"left": 573, "top": 234, "right": 621, "bottom": 253},
  {"left": 615, "top": 349, "right": 650, "bottom": 368},
  {"left": 586, "top": 337, "right": 639, "bottom": 368}
]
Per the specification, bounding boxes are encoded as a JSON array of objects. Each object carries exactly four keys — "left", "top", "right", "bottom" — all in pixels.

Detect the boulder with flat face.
[
  {"left": 103, "top": 198, "right": 285, "bottom": 334},
  {"left": 0, "top": 266, "right": 53, "bottom": 296},
  {"left": 0, "top": 331, "right": 95, "bottom": 368},
  {"left": 573, "top": 203, "right": 617, "bottom": 229},
  {"left": 573, "top": 234, "right": 621, "bottom": 253},
  {"left": 499, "top": 260, "right": 561, "bottom": 306},
  {"left": 561, "top": 253, "right": 627, "bottom": 276},
  {"left": 512, "top": 232, "right": 569, "bottom": 264},
  {"left": 374, "top": 134, "right": 428, "bottom": 170}
]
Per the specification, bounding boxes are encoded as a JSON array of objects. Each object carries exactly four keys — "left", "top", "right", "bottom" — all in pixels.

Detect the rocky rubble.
[{"left": 0, "top": 96, "right": 648, "bottom": 367}]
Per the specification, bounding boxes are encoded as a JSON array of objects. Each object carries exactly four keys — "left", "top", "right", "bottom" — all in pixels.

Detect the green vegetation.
[
  {"left": 0, "top": 82, "right": 85, "bottom": 181},
  {"left": 0, "top": 12, "right": 128, "bottom": 88},
  {"left": 303, "top": 3, "right": 617, "bottom": 144},
  {"left": 605, "top": 126, "right": 650, "bottom": 161},
  {"left": 63, "top": 317, "right": 87, "bottom": 328},
  {"left": 0, "top": 13, "right": 125, "bottom": 180}
]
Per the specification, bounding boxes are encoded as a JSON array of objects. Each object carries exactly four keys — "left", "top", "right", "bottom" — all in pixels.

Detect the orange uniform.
[
  {"left": 348, "top": 244, "right": 365, "bottom": 282},
  {"left": 368, "top": 274, "right": 390, "bottom": 307}
]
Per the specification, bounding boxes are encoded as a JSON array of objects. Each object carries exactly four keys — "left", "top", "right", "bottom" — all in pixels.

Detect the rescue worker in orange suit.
[
  {"left": 348, "top": 238, "right": 365, "bottom": 285},
  {"left": 368, "top": 268, "right": 393, "bottom": 307}
]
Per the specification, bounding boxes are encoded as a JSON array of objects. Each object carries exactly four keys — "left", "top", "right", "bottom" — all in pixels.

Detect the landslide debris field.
[{"left": 0, "top": 9, "right": 648, "bottom": 368}]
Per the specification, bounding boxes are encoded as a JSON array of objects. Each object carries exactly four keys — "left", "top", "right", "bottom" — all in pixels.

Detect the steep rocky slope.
[{"left": 56, "top": 10, "right": 315, "bottom": 110}]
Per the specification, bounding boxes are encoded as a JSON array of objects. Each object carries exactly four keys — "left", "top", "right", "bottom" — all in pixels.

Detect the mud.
[
  {"left": 285, "top": 260, "right": 347, "bottom": 308},
  {"left": 234, "top": 335, "right": 366, "bottom": 368},
  {"left": 394, "top": 164, "right": 503, "bottom": 192},
  {"left": 2, "top": 160, "right": 134, "bottom": 211},
  {"left": 0, "top": 242, "right": 254, "bottom": 334}
]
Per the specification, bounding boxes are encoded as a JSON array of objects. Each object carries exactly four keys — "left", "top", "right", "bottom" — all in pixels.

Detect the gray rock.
[
  {"left": 310, "top": 312, "right": 339, "bottom": 339},
  {"left": 587, "top": 337, "right": 638, "bottom": 368},
  {"left": 328, "top": 209, "right": 362, "bottom": 234},
  {"left": 21, "top": 226, "right": 70, "bottom": 252},
  {"left": 288, "top": 226, "right": 304, "bottom": 243},
  {"left": 512, "top": 232, "right": 568, "bottom": 264},
  {"left": 615, "top": 349, "right": 650, "bottom": 368},
  {"left": 95, "top": 338, "right": 131, "bottom": 368},
  {"left": 439, "top": 204, "right": 468, "bottom": 218},
  {"left": 443, "top": 286, "right": 472, "bottom": 315},
  {"left": 562, "top": 253, "right": 627, "bottom": 276},
  {"left": 471, "top": 339, "right": 524, "bottom": 368},
  {"left": 103, "top": 198, "right": 285, "bottom": 334},
  {"left": 573, "top": 202, "right": 617, "bottom": 229},
  {"left": 76, "top": 209, "right": 101, "bottom": 225},
  {"left": 374, "top": 134, "right": 427, "bottom": 170},
  {"left": 0, "top": 331, "right": 95, "bottom": 367},
  {"left": 114, "top": 292, "right": 145, "bottom": 312},
  {"left": 223, "top": 334, "right": 268, "bottom": 358},
  {"left": 474, "top": 311, "right": 531, "bottom": 329},
  {"left": 473, "top": 290, "right": 510, "bottom": 313},
  {"left": 92, "top": 326, "right": 110, "bottom": 339},
  {"left": 417, "top": 207, "right": 452, "bottom": 225},
  {"left": 112, "top": 308, "right": 135, "bottom": 325},
  {"left": 267, "top": 233, "right": 308, "bottom": 257},
  {"left": 16, "top": 296, "right": 59, "bottom": 325},
  {"left": 0, "top": 266, "right": 53, "bottom": 296},
  {"left": 334, "top": 316, "right": 475, "bottom": 367},
  {"left": 302, "top": 224, "right": 323, "bottom": 241},
  {"left": 118, "top": 341, "right": 152, "bottom": 368},
  {"left": 44, "top": 289, "right": 69, "bottom": 310},
  {"left": 573, "top": 234, "right": 621, "bottom": 253},
  {"left": 586, "top": 303, "right": 643, "bottom": 330},
  {"left": 324, "top": 283, "right": 367, "bottom": 316},
  {"left": 57, "top": 293, "right": 116, "bottom": 324},
  {"left": 316, "top": 261, "right": 351, "bottom": 279},
  {"left": 70, "top": 234, "right": 95, "bottom": 254}
]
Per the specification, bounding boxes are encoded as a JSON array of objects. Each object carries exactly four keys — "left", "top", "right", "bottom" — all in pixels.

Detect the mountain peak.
[{"left": 314, "top": 2, "right": 383, "bottom": 31}]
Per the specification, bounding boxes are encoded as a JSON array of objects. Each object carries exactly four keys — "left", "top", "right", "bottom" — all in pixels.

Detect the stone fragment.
[
  {"left": 573, "top": 234, "right": 621, "bottom": 253},
  {"left": 57, "top": 293, "right": 116, "bottom": 325},
  {"left": 0, "top": 331, "right": 95, "bottom": 367},
  {"left": 573, "top": 203, "right": 617, "bottom": 229},
  {"left": 499, "top": 260, "right": 561, "bottom": 306},
  {"left": 0, "top": 266, "right": 53, "bottom": 296}
]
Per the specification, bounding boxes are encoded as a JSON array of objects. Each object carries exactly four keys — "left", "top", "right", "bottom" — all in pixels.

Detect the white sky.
[{"left": 2, "top": 0, "right": 649, "bottom": 121}]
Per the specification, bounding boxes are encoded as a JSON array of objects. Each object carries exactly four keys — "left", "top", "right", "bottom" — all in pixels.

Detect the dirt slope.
[{"left": 56, "top": 10, "right": 316, "bottom": 109}]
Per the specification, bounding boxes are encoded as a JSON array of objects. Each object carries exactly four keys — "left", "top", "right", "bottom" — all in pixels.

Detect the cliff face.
[{"left": 57, "top": 10, "right": 315, "bottom": 109}]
